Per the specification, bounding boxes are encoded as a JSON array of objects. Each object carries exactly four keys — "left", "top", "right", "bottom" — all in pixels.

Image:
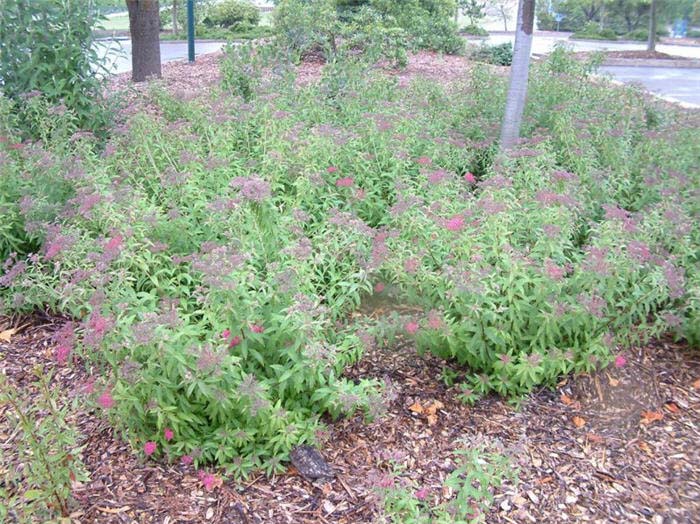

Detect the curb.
[{"left": 602, "top": 58, "right": 700, "bottom": 68}]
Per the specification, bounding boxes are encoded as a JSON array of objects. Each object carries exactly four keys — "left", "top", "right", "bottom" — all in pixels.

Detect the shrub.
[
  {"left": 461, "top": 24, "right": 489, "bottom": 36},
  {"left": 205, "top": 0, "right": 260, "bottom": 29},
  {"left": 687, "top": 29, "right": 700, "bottom": 38},
  {"left": 623, "top": 28, "right": 668, "bottom": 41},
  {"left": 571, "top": 23, "right": 618, "bottom": 41},
  {"left": 1, "top": 47, "right": 698, "bottom": 474},
  {"left": 1, "top": 368, "right": 88, "bottom": 521},
  {"left": 0, "top": 0, "right": 111, "bottom": 138},
  {"left": 470, "top": 42, "right": 513, "bottom": 65},
  {"left": 273, "top": 0, "right": 340, "bottom": 59}
]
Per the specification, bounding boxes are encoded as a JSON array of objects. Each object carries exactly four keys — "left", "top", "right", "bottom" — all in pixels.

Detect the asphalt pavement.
[
  {"left": 598, "top": 66, "right": 700, "bottom": 107},
  {"left": 98, "top": 40, "right": 226, "bottom": 75}
]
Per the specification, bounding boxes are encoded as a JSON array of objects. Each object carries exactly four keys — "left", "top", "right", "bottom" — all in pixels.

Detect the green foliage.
[
  {"left": 273, "top": 0, "right": 463, "bottom": 59},
  {"left": 1, "top": 46, "right": 698, "bottom": 476},
  {"left": 470, "top": 42, "right": 513, "bottom": 65},
  {"left": 0, "top": 0, "right": 112, "bottom": 138},
  {"left": 0, "top": 368, "right": 88, "bottom": 521},
  {"left": 571, "top": 22, "right": 618, "bottom": 40},
  {"left": 206, "top": 0, "right": 261, "bottom": 29},
  {"left": 461, "top": 24, "right": 489, "bottom": 36},
  {"left": 623, "top": 27, "right": 669, "bottom": 41},
  {"left": 378, "top": 443, "right": 518, "bottom": 523}
]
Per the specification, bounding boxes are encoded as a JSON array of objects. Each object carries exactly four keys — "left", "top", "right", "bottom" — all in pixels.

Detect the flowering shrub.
[{"left": 1, "top": 49, "right": 698, "bottom": 473}]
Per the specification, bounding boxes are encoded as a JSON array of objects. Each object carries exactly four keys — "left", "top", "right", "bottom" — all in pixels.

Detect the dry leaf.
[
  {"left": 425, "top": 401, "right": 444, "bottom": 416},
  {"left": 608, "top": 377, "right": 620, "bottom": 387},
  {"left": 664, "top": 401, "right": 680, "bottom": 414},
  {"left": 692, "top": 378, "right": 700, "bottom": 390},
  {"left": 640, "top": 411, "right": 664, "bottom": 424},
  {"left": 561, "top": 393, "right": 574, "bottom": 406},
  {"left": 637, "top": 441, "right": 653, "bottom": 456},
  {"left": 0, "top": 328, "right": 18, "bottom": 343},
  {"left": 426, "top": 414, "right": 438, "bottom": 426},
  {"left": 572, "top": 416, "right": 586, "bottom": 428},
  {"left": 408, "top": 402, "right": 424, "bottom": 415}
]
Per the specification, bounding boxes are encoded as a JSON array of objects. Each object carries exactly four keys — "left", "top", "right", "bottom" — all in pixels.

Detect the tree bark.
[
  {"left": 647, "top": 0, "right": 657, "bottom": 52},
  {"left": 172, "top": 0, "right": 179, "bottom": 34},
  {"left": 499, "top": 0, "right": 534, "bottom": 151},
  {"left": 126, "top": 0, "right": 162, "bottom": 82}
]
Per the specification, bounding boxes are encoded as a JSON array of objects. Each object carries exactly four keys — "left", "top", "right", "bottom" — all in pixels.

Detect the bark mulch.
[{"left": 1, "top": 313, "right": 699, "bottom": 524}]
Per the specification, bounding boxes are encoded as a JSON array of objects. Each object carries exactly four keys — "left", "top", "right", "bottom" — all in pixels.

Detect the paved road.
[
  {"left": 98, "top": 40, "right": 225, "bottom": 75},
  {"left": 598, "top": 66, "right": 700, "bottom": 107},
  {"left": 469, "top": 32, "right": 700, "bottom": 59}
]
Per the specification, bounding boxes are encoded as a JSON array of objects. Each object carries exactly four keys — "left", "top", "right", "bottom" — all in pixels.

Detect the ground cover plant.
[{"left": 1, "top": 42, "right": 699, "bottom": 520}]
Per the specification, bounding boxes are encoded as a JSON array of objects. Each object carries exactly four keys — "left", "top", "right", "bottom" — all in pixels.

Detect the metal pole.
[{"left": 187, "top": 0, "right": 195, "bottom": 63}]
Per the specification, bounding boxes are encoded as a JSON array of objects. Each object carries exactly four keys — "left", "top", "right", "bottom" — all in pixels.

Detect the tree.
[
  {"left": 487, "top": 0, "right": 516, "bottom": 31},
  {"left": 126, "top": 0, "right": 162, "bottom": 82},
  {"left": 647, "top": 0, "right": 657, "bottom": 50},
  {"left": 458, "top": 0, "right": 488, "bottom": 25},
  {"left": 499, "top": 0, "right": 534, "bottom": 150}
]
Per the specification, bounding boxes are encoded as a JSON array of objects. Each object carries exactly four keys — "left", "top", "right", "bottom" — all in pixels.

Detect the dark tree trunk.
[
  {"left": 648, "top": 0, "right": 657, "bottom": 52},
  {"left": 126, "top": 0, "right": 161, "bottom": 82}
]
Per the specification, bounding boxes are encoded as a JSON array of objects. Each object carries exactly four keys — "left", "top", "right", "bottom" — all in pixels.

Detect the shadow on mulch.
[{"left": 1, "top": 314, "right": 699, "bottom": 524}]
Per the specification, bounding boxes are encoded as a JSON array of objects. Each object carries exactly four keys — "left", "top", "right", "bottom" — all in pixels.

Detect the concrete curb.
[{"left": 602, "top": 58, "right": 700, "bottom": 68}]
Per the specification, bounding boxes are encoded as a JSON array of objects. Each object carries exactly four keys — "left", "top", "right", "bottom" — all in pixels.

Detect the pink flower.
[
  {"left": 416, "top": 156, "right": 432, "bottom": 165},
  {"left": 181, "top": 455, "right": 193, "bottom": 466},
  {"left": 374, "top": 282, "right": 385, "bottom": 293},
  {"left": 405, "top": 322, "right": 419, "bottom": 335},
  {"left": 164, "top": 428, "right": 174, "bottom": 441},
  {"left": 415, "top": 487, "right": 429, "bottom": 501},
  {"left": 464, "top": 172, "right": 476, "bottom": 184},
  {"left": 54, "top": 344, "right": 71, "bottom": 365},
  {"left": 335, "top": 177, "right": 354, "bottom": 187},
  {"left": 144, "top": 441, "right": 157, "bottom": 456},
  {"left": 326, "top": 166, "right": 338, "bottom": 173},
  {"left": 221, "top": 329, "right": 231, "bottom": 339},
  {"left": 82, "top": 378, "right": 96, "bottom": 395},
  {"left": 250, "top": 324, "right": 264, "bottom": 334},
  {"left": 445, "top": 215, "right": 465, "bottom": 232},
  {"left": 105, "top": 235, "right": 123, "bottom": 252},
  {"left": 97, "top": 390, "right": 114, "bottom": 409},
  {"left": 198, "top": 471, "right": 220, "bottom": 491},
  {"left": 228, "top": 335, "right": 241, "bottom": 348},
  {"left": 614, "top": 354, "right": 627, "bottom": 368}
]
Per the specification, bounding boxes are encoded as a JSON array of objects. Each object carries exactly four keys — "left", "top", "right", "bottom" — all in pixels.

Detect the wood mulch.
[{"left": 1, "top": 312, "right": 699, "bottom": 523}]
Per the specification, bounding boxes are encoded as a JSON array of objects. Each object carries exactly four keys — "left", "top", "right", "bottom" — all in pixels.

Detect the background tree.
[
  {"left": 487, "top": 0, "right": 516, "bottom": 31},
  {"left": 126, "top": 0, "right": 162, "bottom": 82},
  {"left": 499, "top": 0, "right": 534, "bottom": 150},
  {"left": 458, "top": 0, "right": 488, "bottom": 25}
]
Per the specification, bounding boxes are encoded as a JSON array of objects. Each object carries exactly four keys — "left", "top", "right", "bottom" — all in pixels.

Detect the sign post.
[{"left": 187, "top": 0, "right": 195, "bottom": 63}]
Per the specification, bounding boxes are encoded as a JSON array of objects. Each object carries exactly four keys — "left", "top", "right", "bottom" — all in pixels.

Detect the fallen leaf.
[
  {"left": 424, "top": 400, "right": 444, "bottom": 416},
  {"left": 426, "top": 414, "right": 438, "bottom": 426},
  {"left": 560, "top": 393, "right": 574, "bottom": 406},
  {"left": 664, "top": 401, "right": 680, "bottom": 414},
  {"left": 0, "top": 328, "right": 19, "bottom": 343},
  {"left": 640, "top": 411, "right": 664, "bottom": 424},
  {"left": 408, "top": 401, "right": 424, "bottom": 415},
  {"left": 572, "top": 416, "right": 586, "bottom": 428},
  {"left": 692, "top": 378, "right": 700, "bottom": 390},
  {"left": 637, "top": 441, "right": 653, "bottom": 456},
  {"left": 608, "top": 377, "right": 620, "bottom": 387}
]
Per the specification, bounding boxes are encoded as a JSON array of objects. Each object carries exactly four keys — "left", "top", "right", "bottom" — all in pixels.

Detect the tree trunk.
[
  {"left": 647, "top": 0, "right": 657, "bottom": 52},
  {"left": 172, "top": 0, "right": 178, "bottom": 34},
  {"left": 126, "top": 0, "right": 162, "bottom": 82},
  {"left": 499, "top": 0, "right": 534, "bottom": 151},
  {"left": 501, "top": 7, "right": 508, "bottom": 32}
]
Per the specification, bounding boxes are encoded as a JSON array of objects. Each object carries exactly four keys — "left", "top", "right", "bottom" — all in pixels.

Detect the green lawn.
[{"left": 100, "top": 12, "right": 130, "bottom": 31}]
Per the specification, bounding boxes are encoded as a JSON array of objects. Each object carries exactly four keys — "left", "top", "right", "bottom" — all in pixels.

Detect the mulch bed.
[
  {"left": 2, "top": 313, "right": 699, "bottom": 523},
  {"left": 3, "top": 51, "right": 699, "bottom": 523}
]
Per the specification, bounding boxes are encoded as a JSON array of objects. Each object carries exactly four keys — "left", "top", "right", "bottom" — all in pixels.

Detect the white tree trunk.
[{"left": 499, "top": 0, "right": 535, "bottom": 151}]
